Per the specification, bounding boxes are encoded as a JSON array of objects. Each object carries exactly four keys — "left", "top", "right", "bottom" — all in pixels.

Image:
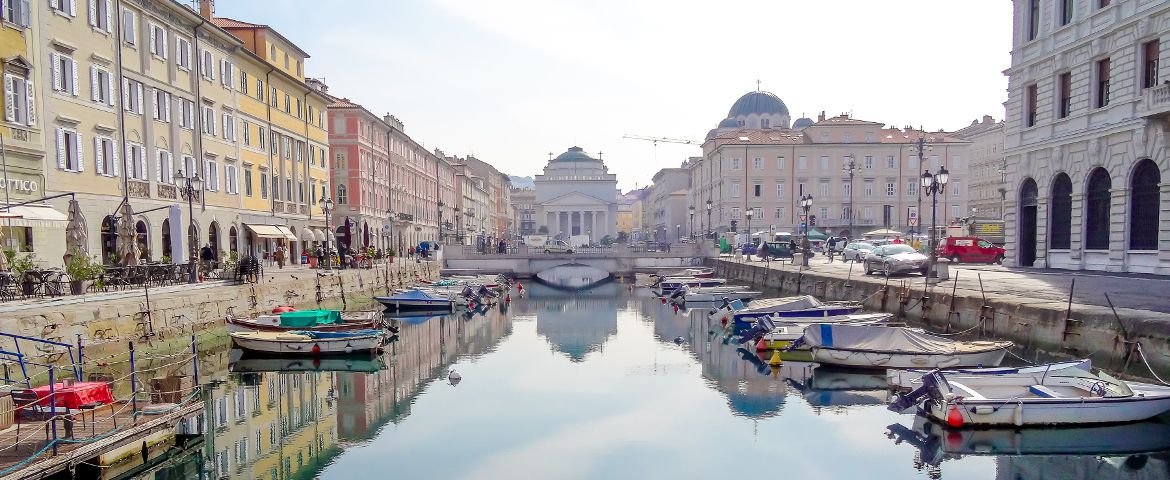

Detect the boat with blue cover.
[
  {"left": 708, "top": 295, "right": 863, "bottom": 325},
  {"left": 375, "top": 288, "right": 455, "bottom": 311},
  {"left": 226, "top": 308, "right": 382, "bottom": 333}
]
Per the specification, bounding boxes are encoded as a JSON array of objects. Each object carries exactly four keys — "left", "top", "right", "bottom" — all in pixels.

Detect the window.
[
  {"left": 1143, "top": 40, "right": 1160, "bottom": 89},
  {"left": 242, "top": 120, "right": 251, "bottom": 145},
  {"left": 775, "top": 182, "right": 784, "bottom": 198},
  {"left": 819, "top": 156, "right": 828, "bottom": 170},
  {"left": 907, "top": 179, "right": 918, "bottom": 197},
  {"left": 176, "top": 37, "right": 191, "bottom": 70},
  {"left": 337, "top": 185, "right": 347, "bottom": 204},
  {"left": 123, "top": 78, "right": 143, "bottom": 114},
  {"left": 283, "top": 93, "right": 290, "bottom": 113},
  {"left": 94, "top": 136, "right": 114, "bottom": 176},
  {"left": 56, "top": 128, "right": 82, "bottom": 172},
  {"left": 225, "top": 163, "right": 238, "bottom": 194},
  {"left": 205, "top": 159, "right": 219, "bottom": 191},
  {"left": 124, "top": 142, "right": 145, "bottom": 180},
  {"left": 297, "top": 181, "right": 304, "bottom": 202},
  {"left": 863, "top": 206, "right": 873, "bottom": 220},
  {"left": 863, "top": 181, "right": 873, "bottom": 197},
  {"left": 50, "top": 0, "right": 74, "bottom": 16},
  {"left": 199, "top": 49, "right": 213, "bottom": 80},
  {"left": 819, "top": 181, "right": 829, "bottom": 196},
  {"left": 1027, "top": 0, "right": 1039, "bottom": 41},
  {"left": 1060, "top": 0, "right": 1073, "bottom": 26},
  {"left": 777, "top": 156, "right": 785, "bottom": 169},
  {"left": 270, "top": 87, "right": 277, "bottom": 107},
  {"left": 50, "top": 53, "right": 78, "bottom": 95},
  {"left": 1130, "top": 160, "right": 1160, "bottom": 250},
  {"left": 887, "top": 156, "right": 895, "bottom": 169},
  {"left": 4, "top": 72, "right": 36, "bottom": 126},
  {"left": 89, "top": 0, "right": 110, "bottom": 32},
  {"left": 88, "top": 66, "right": 112, "bottom": 105},
  {"left": 1096, "top": 58, "right": 1111, "bottom": 108},
  {"left": 798, "top": 156, "right": 807, "bottom": 170},
  {"left": 202, "top": 106, "right": 215, "bottom": 135},
  {"left": 1050, "top": 173, "right": 1072, "bottom": 249},
  {"left": 797, "top": 182, "right": 805, "bottom": 196},
  {"left": 149, "top": 23, "right": 167, "bottom": 59},
  {"left": 121, "top": 9, "right": 135, "bottom": 45},
  {"left": 1084, "top": 167, "right": 1111, "bottom": 249},
  {"left": 731, "top": 158, "right": 740, "bottom": 170},
  {"left": 283, "top": 53, "right": 289, "bottom": 69},
  {"left": 4, "top": 0, "right": 29, "bottom": 27},
  {"left": 731, "top": 207, "right": 740, "bottom": 220},
  {"left": 221, "top": 113, "right": 234, "bottom": 141},
  {"left": 180, "top": 155, "right": 195, "bottom": 180},
  {"left": 774, "top": 207, "right": 784, "bottom": 219},
  {"left": 951, "top": 180, "right": 961, "bottom": 196},
  {"left": 239, "top": 71, "right": 248, "bottom": 94},
  {"left": 842, "top": 206, "right": 852, "bottom": 219},
  {"left": 152, "top": 89, "right": 170, "bottom": 122},
  {"left": 1099, "top": 0, "right": 1110, "bottom": 7},
  {"left": 761, "top": 118, "right": 769, "bottom": 128},
  {"left": 731, "top": 181, "right": 741, "bottom": 198},
  {"left": 255, "top": 79, "right": 263, "bottom": 101},
  {"left": 753, "top": 183, "right": 761, "bottom": 197},
  {"left": 843, "top": 182, "right": 851, "bottom": 197},
  {"left": 295, "top": 98, "right": 302, "bottom": 119},
  {"left": 259, "top": 170, "right": 268, "bottom": 199},
  {"left": 1058, "top": 72, "right": 1072, "bottom": 118},
  {"left": 269, "top": 44, "right": 276, "bottom": 60},
  {"left": 886, "top": 182, "right": 895, "bottom": 197},
  {"left": 180, "top": 98, "right": 194, "bottom": 129},
  {"left": 156, "top": 149, "right": 173, "bottom": 184},
  {"left": 257, "top": 127, "right": 266, "bottom": 151},
  {"left": 752, "top": 157, "right": 762, "bottom": 170},
  {"left": 244, "top": 168, "right": 253, "bottom": 196},
  {"left": 863, "top": 156, "right": 873, "bottom": 169},
  {"left": 1025, "top": 83, "right": 1037, "bottom": 127},
  {"left": 219, "top": 59, "right": 234, "bottom": 87}
]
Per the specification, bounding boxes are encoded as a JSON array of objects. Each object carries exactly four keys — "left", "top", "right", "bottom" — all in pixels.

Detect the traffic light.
[{"left": 810, "top": 215, "right": 817, "bottom": 227}]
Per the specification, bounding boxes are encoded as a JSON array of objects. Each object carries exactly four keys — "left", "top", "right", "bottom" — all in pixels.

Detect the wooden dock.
[{"left": 0, "top": 401, "right": 203, "bottom": 480}]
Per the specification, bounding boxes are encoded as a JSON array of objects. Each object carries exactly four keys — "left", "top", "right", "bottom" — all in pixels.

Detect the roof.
[
  {"left": 812, "top": 114, "right": 884, "bottom": 126},
  {"left": 704, "top": 124, "right": 970, "bottom": 148},
  {"left": 212, "top": 16, "right": 311, "bottom": 58},
  {"left": 728, "top": 91, "right": 789, "bottom": 117},
  {"left": 552, "top": 146, "right": 600, "bottom": 163}
]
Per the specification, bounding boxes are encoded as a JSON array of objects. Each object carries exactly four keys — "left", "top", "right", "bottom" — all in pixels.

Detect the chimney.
[
  {"left": 198, "top": 0, "right": 214, "bottom": 19},
  {"left": 817, "top": 111, "right": 825, "bottom": 122},
  {"left": 982, "top": 114, "right": 994, "bottom": 124}
]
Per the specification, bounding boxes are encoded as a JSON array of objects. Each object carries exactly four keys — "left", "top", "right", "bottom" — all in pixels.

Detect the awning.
[
  {"left": 274, "top": 226, "right": 297, "bottom": 241},
  {"left": 246, "top": 224, "right": 296, "bottom": 240},
  {"left": 314, "top": 229, "right": 327, "bottom": 242},
  {"left": 0, "top": 204, "right": 69, "bottom": 228},
  {"left": 299, "top": 227, "right": 315, "bottom": 241}
]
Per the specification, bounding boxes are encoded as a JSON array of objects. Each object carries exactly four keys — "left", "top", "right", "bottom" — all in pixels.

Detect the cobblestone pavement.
[{"left": 720, "top": 254, "right": 1170, "bottom": 314}]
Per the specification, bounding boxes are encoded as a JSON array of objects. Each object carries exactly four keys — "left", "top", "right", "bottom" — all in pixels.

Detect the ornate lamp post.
[
  {"left": 908, "top": 133, "right": 932, "bottom": 235},
  {"left": 842, "top": 154, "right": 857, "bottom": 238},
  {"left": 322, "top": 198, "right": 334, "bottom": 270},
  {"left": 688, "top": 205, "right": 695, "bottom": 239},
  {"left": 921, "top": 166, "right": 950, "bottom": 281},
  {"left": 675, "top": 224, "right": 681, "bottom": 243},
  {"left": 799, "top": 194, "right": 813, "bottom": 267},
  {"left": 744, "top": 207, "right": 754, "bottom": 240},
  {"left": 437, "top": 201, "right": 445, "bottom": 245},
  {"left": 174, "top": 169, "right": 203, "bottom": 283},
  {"left": 705, "top": 199, "right": 712, "bottom": 239}
]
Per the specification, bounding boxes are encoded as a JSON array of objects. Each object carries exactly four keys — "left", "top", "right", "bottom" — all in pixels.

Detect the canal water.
[{"left": 135, "top": 282, "right": 1170, "bottom": 480}]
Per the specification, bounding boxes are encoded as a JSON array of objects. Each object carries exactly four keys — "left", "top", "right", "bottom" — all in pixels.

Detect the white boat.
[
  {"left": 655, "top": 276, "right": 726, "bottom": 295},
  {"left": 671, "top": 285, "right": 760, "bottom": 303},
  {"left": 801, "top": 323, "right": 1012, "bottom": 369},
  {"left": 374, "top": 289, "right": 455, "bottom": 311},
  {"left": 889, "top": 366, "right": 1170, "bottom": 427},
  {"left": 886, "top": 359, "right": 1092, "bottom": 392},
  {"left": 708, "top": 295, "right": 863, "bottom": 325},
  {"left": 230, "top": 329, "right": 384, "bottom": 355},
  {"left": 755, "top": 313, "right": 893, "bottom": 350},
  {"left": 225, "top": 309, "right": 382, "bottom": 334}
]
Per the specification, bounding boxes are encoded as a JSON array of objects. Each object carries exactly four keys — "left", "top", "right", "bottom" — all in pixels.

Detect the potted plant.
[
  {"left": 7, "top": 250, "right": 38, "bottom": 296},
  {"left": 64, "top": 251, "right": 104, "bottom": 295},
  {"left": 161, "top": 255, "right": 172, "bottom": 264}
]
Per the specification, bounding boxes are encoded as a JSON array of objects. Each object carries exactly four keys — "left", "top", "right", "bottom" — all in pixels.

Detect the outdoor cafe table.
[{"left": 26, "top": 381, "right": 113, "bottom": 409}]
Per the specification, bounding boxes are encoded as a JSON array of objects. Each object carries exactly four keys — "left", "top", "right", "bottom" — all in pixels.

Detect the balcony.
[
  {"left": 128, "top": 181, "right": 150, "bottom": 198},
  {"left": 1138, "top": 84, "right": 1170, "bottom": 119}
]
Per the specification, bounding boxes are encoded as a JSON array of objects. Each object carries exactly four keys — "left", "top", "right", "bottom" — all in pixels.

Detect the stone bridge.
[{"left": 441, "top": 244, "right": 715, "bottom": 279}]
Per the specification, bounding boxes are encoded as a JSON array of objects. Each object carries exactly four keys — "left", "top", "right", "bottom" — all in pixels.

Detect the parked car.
[
  {"left": 938, "top": 236, "right": 1006, "bottom": 264},
  {"left": 841, "top": 242, "right": 876, "bottom": 262},
  {"left": 863, "top": 244, "right": 929, "bottom": 276},
  {"left": 543, "top": 240, "right": 574, "bottom": 254}
]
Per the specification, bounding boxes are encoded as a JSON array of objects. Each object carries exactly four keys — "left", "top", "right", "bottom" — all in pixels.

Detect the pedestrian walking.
[
  {"left": 274, "top": 245, "right": 285, "bottom": 269},
  {"left": 199, "top": 244, "right": 215, "bottom": 275},
  {"left": 315, "top": 246, "right": 324, "bottom": 268}
]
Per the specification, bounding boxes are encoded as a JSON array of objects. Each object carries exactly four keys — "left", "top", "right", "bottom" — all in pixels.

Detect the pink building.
[{"left": 326, "top": 98, "right": 393, "bottom": 252}]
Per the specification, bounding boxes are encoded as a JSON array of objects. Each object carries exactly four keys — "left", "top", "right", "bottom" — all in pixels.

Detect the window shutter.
[
  {"left": 69, "top": 59, "right": 78, "bottom": 95},
  {"left": 89, "top": 67, "right": 99, "bottom": 102},
  {"left": 87, "top": 0, "right": 95, "bottom": 26},
  {"left": 185, "top": 100, "right": 193, "bottom": 127},
  {"left": 138, "top": 146, "right": 146, "bottom": 179},
  {"left": 3, "top": 75, "right": 15, "bottom": 122},
  {"left": 67, "top": 0, "right": 74, "bottom": 16},
  {"left": 102, "top": 0, "right": 109, "bottom": 31},
  {"left": 161, "top": 30, "right": 167, "bottom": 58},
  {"left": 50, "top": 53, "right": 60, "bottom": 90},
  {"left": 109, "top": 137, "right": 117, "bottom": 177},
  {"left": 55, "top": 128, "right": 65, "bottom": 169},
  {"left": 75, "top": 133, "right": 84, "bottom": 172},
  {"left": 135, "top": 84, "right": 142, "bottom": 114},
  {"left": 93, "top": 137, "right": 103, "bottom": 175},
  {"left": 150, "top": 88, "right": 157, "bottom": 119},
  {"left": 24, "top": 79, "right": 34, "bottom": 126},
  {"left": 203, "top": 159, "right": 210, "bottom": 187},
  {"left": 103, "top": 74, "right": 112, "bottom": 106},
  {"left": 198, "top": 49, "right": 204, "bottom": 76},
  {"left": 18, "top": 0, "right": 28, "bottom": 26},
  {"left": 121, "top": 77, "right": 128, "bottom": 107},
  {"left": 148, "top": 26, "right": 156, "bottom": 55},
  {"left": 221, "top": 114, "right": 227, "bottom": 139}
]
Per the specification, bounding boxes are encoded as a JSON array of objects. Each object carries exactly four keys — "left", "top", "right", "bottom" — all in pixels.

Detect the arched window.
[
  {"left": 1130, "top": 159, "right": 1161, "bottom": 250},
  {"left": 228, "top": 226, "right": 239, "bottom": 254},
  {"left": 135, "top": 220, "right": 149, "bottom": 261},
  {"left": 208, "top": 221, "right": 220, "bottom": 259},
  {"left": 187, "top": 223, "right": 198, "bottom": 260},
  {"left": 337, "top": 185, "right": 348, "bottom": 204},
  {"left": 161, "top": 218, "right": 172, "bottom": 260},
  {"left": 1049, "top": 173, "right": 1072, "bottom": 249},
  {"left": 100, "top": 216, "right": 116, "bottom": 264},
  {"left": 1085, "top": 167, "right": 1112, "bottom": 250}
]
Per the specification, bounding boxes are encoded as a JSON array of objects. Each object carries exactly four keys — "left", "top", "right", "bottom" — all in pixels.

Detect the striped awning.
[
  {"left": 0, "top": 204, "right": 69, "bottom": 228},
  {"left": 246, "top": 224, "right": 297, "bottom": 241}
]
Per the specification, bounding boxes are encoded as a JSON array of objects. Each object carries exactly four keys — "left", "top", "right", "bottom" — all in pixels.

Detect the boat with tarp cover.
[
  {"left": 226, "top": 308, "right": 382, "bottom": 333},
  {"left": 375, "top": 288, "right": 455, "bottom": 311},
  {"left": 800, "top": 323, "right": 1012, "bottom": 369},
  {"left": 230, "top": 329, "right": 385, "bottom": 355}
]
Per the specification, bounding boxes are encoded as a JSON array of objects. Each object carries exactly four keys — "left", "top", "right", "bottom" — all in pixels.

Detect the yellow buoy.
[{"left": 769, "top": 349, "right": 783, "bottom": 366}]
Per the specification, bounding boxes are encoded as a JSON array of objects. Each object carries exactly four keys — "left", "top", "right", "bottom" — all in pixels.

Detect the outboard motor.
[
  {"left": 737, "top": 315, "right": 776, "bottom": 344},
  {"left": 671, "top": 285, "right": 688, "bottom": 300},
  {"left": 888, "top": 370, "right": 947, "bottom": 413}
]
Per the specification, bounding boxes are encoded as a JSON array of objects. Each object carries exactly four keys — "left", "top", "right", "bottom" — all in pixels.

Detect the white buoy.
[{"left": 448, "top": 369, "right": 462, "bottom": 386}]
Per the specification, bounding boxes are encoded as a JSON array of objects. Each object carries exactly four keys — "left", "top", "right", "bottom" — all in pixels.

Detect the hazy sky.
[{"left": 215, "top": 0, "right": 1013, "bottom": 191}]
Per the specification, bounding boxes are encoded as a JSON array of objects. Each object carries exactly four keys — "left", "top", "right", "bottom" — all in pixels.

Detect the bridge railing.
[{"left": 445, "top": 243, "right": 715, "bottom": 259}]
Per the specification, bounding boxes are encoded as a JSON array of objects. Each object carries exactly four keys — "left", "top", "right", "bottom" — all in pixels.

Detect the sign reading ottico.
[{"left": 0, "top": 178, "right": 39, "bottom": 194}]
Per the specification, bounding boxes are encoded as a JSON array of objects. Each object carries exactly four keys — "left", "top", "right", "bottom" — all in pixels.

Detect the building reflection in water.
[{"left": 521, "top": 282, "right": 620, "bottom": 362}]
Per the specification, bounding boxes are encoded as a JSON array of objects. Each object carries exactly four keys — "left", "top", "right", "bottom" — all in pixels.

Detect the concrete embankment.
[
  {"left": 0, "top": 261, "right": 437, "bottom": 364},
  {"left": 710, "top": 258, "right": 1170, "bottom": 375}
]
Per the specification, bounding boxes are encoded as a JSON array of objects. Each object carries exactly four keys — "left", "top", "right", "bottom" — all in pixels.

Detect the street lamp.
[
  {"left": 688, "top": 205, "right": 695, "bottom": 239},
  {"left": 744, "top": 208, "right": 754, "bottom": 241},
  {"left": 174, "top": 170, "right": 203, "bottom": 283},
  {"left": 908, "top": 133, "right": 932, "bottom": 235},
  {"left": 705, "top": 199, "right": 712, "bottom": 239},
  {"left": 799, "top": 194, "right": 813, "bottom": 267},
  {"left": 842, "top": 154, "right": 857, "bottom": 238},
  {"left": 322, "top": 198, "right": 334, "bottom": 270},
  {"left": 921, "top": 166, "right": 950, "bottom": 281},
  {"left": 675, "top": 224, "right": 680, "bottom": 243},
  {"left": 996, "top": 158, "right": 1007, "bottom": 220},
  {"left": 437, "top": 201, "right": 445, "bottom": 245}
]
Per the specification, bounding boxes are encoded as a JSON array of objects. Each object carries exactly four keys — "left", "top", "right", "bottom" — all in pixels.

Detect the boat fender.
[
  {"left": 1013, "top": 400, "right": 1023, "bottom": 426},
  {"left": 345, "top": 344, "right": 354, "bottom": 354},
  {"left": 661, "top": 297, "right": 667, "bottom": 304},
  {"left": 721, "top": 317, "right": 728, "bottom": 326},
  {"left": 755, "top": 338, "right": 768, "bottom": 351},
  {"left": 311, "top": 344, "right": 321, "bottom": 354},
  {"left": 673, "top": 305, "right": 679, "bottom": 314},
  {"left": 970, "top": 405, "right": 995, "bottom": 415},
  {"left": 946, "top": 405, "right": 964, "bottom": 427},
  {"left": 768, "top": 349, "right": 783, "bottom": 367}
]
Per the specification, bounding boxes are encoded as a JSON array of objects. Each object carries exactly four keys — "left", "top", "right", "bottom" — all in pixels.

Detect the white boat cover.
[
  {"left": 803, "top": 323, "right": 1004, "bottom": 354},
  {"left": 744, "top": 295, "right": 823, "bottom": 312}
]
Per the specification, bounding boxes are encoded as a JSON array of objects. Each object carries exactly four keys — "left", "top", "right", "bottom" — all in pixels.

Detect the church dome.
[
  {"left": 552, "top": 146, "right": 598, "bottom": 163},
  {"left": 717, "top": 118, "right": 742, "bottom": 129},
  {"left": 728, "top": 91, "right": 789, "bottom": 118},
  {"left": 792, "top": 117, "right": 814, "bottom": 129}
]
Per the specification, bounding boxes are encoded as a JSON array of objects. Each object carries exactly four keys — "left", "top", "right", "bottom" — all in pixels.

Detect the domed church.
[
  {"left": 534, "top": 147, "right": 619, "bottom": 243},
  {"left": 706, "top": 91, "right": 792, "bottom": 139}
]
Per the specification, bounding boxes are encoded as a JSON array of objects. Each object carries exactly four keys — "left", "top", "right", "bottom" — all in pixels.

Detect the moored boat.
[
  {"left": 728, "top": 295, "right": 862, "bottom": 324},
  {"left": 801, "top": 323, "right": 1012, "bottom": 369},
  {"left": 226, "top": 309, "right": 382, "bottom": 334},
  {"left": 655, "top": 276, "right": 726, "bottom": 295},
  {"left": 229, "top": 355, "right": 387, "bottom": 373},
  {"left": 230, "top": 329, "right": 385, "bottom": 355},
  {"left": 886, "top": 359, "right": 1092, "bottom": 392},
  {"left": 375, "top": 288, "right": 455, "bottom": 311},
  {"left": 752, "top": 313, "right": 893, "bottom": 350},
  {"left": 670, "top": 285, "right": 760, "bottom": 303}
]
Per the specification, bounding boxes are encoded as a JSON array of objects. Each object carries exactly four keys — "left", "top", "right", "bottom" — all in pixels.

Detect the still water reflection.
[{"left": 177, "top": 283, "right": 1170, "bottom": 480}]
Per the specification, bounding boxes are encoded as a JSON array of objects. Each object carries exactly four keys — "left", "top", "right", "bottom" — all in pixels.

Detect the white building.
[
  {"left": 1003, "top": 0, "right": 1169, "bottom": 273},
  {"left": 534, "top": 147, "right": 618, "bottom": 242}
]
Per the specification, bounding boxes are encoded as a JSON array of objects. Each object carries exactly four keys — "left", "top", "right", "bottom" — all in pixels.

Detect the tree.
[
  {"left": 616, "top": 231, "right": 629, "bottom": 244},
  {"left": 600, "top": 235, "right": 614, "bottom": 246},
  {"left": 538, "top": 226, "right": 548, "bottom": 234}
]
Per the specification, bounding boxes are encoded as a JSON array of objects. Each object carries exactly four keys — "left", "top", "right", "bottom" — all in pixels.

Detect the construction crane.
[{"left": 622, "top": 134, "right": 702, "bottom": 162}]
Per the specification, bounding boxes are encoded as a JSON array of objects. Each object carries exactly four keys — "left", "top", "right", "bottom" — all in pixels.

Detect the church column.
[{"left": 591, "top": 211, "right": 598, "bottom": 241}]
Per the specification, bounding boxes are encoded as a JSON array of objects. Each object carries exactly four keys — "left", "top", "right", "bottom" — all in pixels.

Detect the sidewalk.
[{"left": 723, "top": 254, "right": 1170, "bottom": 314}]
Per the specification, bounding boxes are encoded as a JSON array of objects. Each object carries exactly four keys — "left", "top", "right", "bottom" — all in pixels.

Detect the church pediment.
[{"left": 542, "top": 191, "right": 612, "bottom": 206}]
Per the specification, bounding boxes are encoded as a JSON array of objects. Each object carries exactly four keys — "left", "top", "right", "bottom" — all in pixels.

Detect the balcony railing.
[{"left": 1139, "top": 84, "right": 1170, "bottom": 118}]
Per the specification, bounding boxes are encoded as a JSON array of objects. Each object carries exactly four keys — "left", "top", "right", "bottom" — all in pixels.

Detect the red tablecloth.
[{"left": 25, "top": 382, "right": 113, "bottom": 409}]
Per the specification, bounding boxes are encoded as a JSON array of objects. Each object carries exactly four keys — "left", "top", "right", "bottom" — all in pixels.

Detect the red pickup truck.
[{"left": 937, "top": 236, "right": 1005, "bottom": 264}]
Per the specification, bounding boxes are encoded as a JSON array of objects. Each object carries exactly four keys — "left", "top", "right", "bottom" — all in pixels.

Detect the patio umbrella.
[
  {"left": 65, "top": 198, "right": 88, "bottom": 257},
  {"left": 115, "top": 202, "right": 139, "bottom": 266},
  {"left": 862, "top": 228, "right": 903, "bottom": 237}
]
